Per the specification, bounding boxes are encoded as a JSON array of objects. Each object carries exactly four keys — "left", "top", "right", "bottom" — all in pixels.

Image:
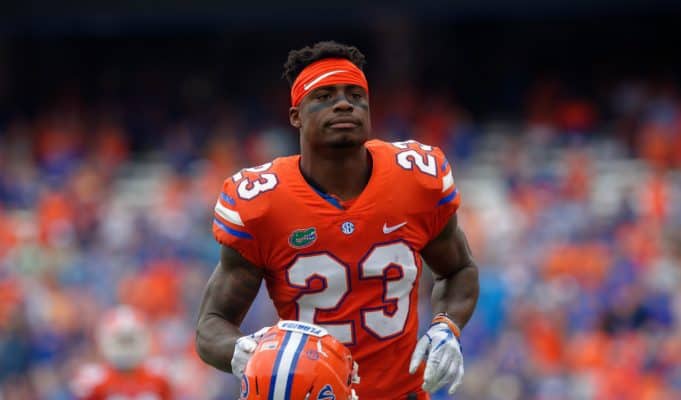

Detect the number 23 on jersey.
[{"left": 287, "top": 241, "right": 418, "bottom": 345}]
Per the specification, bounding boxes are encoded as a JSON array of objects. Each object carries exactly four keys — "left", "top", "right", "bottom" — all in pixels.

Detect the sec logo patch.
[{"left": 341, "top": 221, "right": 355, "bottom": 235}]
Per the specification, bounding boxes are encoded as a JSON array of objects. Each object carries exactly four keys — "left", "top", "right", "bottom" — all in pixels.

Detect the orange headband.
[{"left": 290, "top": 58, "right": 369, "bottom": 107}]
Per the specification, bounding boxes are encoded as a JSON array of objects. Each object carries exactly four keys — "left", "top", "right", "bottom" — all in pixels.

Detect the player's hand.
[
  {"left": 230, "top": 326, "right": 270, "bottom": 378},
  {"left": 408, "top": 317, "right": 464, "bottom": 395}
]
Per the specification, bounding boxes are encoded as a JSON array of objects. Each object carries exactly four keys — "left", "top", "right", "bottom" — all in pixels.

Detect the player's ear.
[{"left": 289, "top": 106, "right": 302, "bottom": 129}]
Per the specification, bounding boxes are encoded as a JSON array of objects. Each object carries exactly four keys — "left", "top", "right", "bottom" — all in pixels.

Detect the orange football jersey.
[
  {"left": 213, "top": 139, "right": 460, "bottom": 399},
  {"left": 71, "top": 362, "right": 172, "bottom": 400}
]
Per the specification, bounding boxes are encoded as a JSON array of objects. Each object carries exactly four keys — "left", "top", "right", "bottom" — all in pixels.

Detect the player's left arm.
[
  {"left": 411, "top": 214, "right": 478, "bottom": 394},
  {"left": 406, "top": 141, "right": 479, "bottom": 394},
  {"left": 420, "top": 213, "right": 479, "bottom": 330}
]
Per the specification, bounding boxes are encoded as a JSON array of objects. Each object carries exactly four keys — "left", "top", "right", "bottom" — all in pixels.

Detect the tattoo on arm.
[{"left": 195, "top": 246, "right": 264, "bottom": 372}]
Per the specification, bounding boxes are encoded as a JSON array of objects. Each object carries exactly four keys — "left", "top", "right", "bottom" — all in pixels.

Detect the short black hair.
[{"left": 282, "top": 41, "right": 367, "bottom": 86}]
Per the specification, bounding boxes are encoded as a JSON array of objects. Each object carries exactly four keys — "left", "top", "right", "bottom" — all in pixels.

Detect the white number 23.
[{"left": 287, "top": 242, "right": 418, "bottom": 344}]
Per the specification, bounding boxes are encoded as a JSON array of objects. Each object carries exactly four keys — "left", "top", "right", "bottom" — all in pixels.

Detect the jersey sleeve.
[
  {"left": 387, "top": 139, "right": 461, "bottom": 242},
  {"left": 212, "top": 176, "right": 264, "bottom": 267},
  {"left": 423, "top": 146, "right": 461, "bottom": 240}
]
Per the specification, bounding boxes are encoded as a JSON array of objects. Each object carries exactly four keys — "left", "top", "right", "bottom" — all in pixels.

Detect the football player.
[
  {"left": 196, "top": 41, "right": 479, "bottom": 399},
  {"left": 71, "top": 305, "right": 172, "bottom": 400}
]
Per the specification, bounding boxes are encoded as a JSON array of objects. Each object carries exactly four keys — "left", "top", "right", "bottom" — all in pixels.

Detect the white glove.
[
  {"left": 230, "top": 326, "right": 270, "bottom": 378},
  {"left": 408, "top": 321, "right": 464, "bottom": 395}
]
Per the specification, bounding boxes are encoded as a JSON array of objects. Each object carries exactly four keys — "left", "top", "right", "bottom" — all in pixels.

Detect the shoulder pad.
[
  {"left": 212, "top": 161, "right": 283, "bottom": 266},
  {"left": 387, "top": 140, "right": 458, "bottom": 204},
  {"left": 383, "top": 139, "right": 461, "bottom": 239}
]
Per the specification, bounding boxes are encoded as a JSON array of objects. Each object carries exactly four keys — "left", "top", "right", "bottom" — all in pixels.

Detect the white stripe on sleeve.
[
  {"left": 214, "top": 200, "right": 245, "bottom": 226},
  {"left": 442, "top": 170, "right": 454, "bottom": 192}
]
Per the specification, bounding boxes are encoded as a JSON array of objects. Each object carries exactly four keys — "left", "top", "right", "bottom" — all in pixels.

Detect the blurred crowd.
[{"left": 0, "top": 76, "right": 680, "bottom": 399}]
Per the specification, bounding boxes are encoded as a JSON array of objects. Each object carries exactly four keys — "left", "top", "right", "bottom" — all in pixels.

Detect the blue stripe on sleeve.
[
  {"left": 441, "top": 159, "right": 449, "bottom": 172},
  {"left": 437, "top": 189, "right": 458, "bottom": 206},
  {"left": 220, "top": 192, "right": 236, "bottom": 206},
  {"left": 213, "top": 218, "right": 253, "bottom": 239}
]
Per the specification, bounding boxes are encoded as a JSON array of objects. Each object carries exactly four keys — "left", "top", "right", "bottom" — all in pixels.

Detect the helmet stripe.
[
  {"left": 268, "top": 331, "right": 291, "bottom": 400},
  {"left": 268, "top": 331, "right": 309, "bottom": 400},
  {"left": 284, "top": 333, "right": 308, "bottom": 399}
]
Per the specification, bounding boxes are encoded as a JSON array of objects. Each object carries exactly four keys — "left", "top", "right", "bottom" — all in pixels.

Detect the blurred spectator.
[{"left": 69, "top": 305, "right": 172, "bottom": 400}]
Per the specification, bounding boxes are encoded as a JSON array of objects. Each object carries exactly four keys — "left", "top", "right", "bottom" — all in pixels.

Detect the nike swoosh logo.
[
  {"left": 383, "top": 221, "right": 407, "bottom": 234},
  {"left": 303, "top": 70, "right": 348, "bottom": 91}
]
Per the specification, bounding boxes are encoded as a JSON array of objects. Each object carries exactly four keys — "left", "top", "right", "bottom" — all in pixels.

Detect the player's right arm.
[{"left": 195, "top": 244, "right": 264, "bottom": 373}]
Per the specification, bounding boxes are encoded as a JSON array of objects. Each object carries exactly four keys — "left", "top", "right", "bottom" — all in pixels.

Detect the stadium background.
[{"left": 1, "top": 0, "right": 681, "bottom": 398}]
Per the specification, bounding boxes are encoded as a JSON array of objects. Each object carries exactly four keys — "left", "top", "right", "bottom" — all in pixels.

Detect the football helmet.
[
  {"left": 96, "top": 305, "right": 151, "bottom": 371},
  {"left": 240, "top": 320, "right": 359, "bottom": 400}
]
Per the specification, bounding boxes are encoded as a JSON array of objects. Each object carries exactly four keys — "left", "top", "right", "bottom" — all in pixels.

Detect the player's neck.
[{"left": 299, "top": 145, "right": 371, "bottom": 201}]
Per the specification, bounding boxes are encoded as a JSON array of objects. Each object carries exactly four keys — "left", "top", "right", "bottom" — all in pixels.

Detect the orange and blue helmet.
[{"left": 240, "top": 320, "right": 359, "bottom": 400}]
